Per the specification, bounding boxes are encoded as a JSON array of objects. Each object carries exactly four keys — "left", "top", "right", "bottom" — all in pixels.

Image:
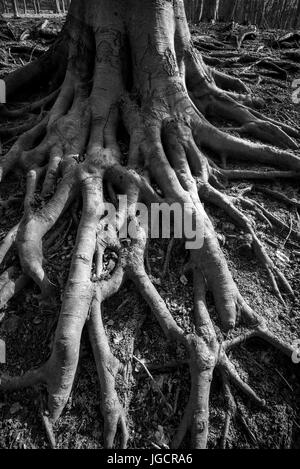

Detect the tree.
[
  {"left": 0, "top": 0, "right": 299, "bottom": 449},
  {"left": 55, "top": 0, "right": 61, "bottom": 14},
  {"left": 197, "top": 0, "right": 219, "bottom": 22},
  {"left": 11, "top": 0, "right": 19, "bottom": 17},
  {"left": 22, "top": 0, "right": 27, "bottom": 15},
  {"left": 197, "top": 0, "right": 204, "bottom": 22},
  {"left": 212, "top": 0, "right": 220, "bottom": 22},
  {"left": 184, "top": 0, "right": 300, "bottom": 29},
  {"left": 294, "top": 0, "right": 300, "bottom": 28},
  {"left": 33, "top": 0, "right": 41, "bottom": 15}
]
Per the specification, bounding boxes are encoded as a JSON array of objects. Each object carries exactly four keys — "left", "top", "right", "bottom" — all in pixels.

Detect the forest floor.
[{"left": 0, "top": 16, "right": 300, "bottom": 449}]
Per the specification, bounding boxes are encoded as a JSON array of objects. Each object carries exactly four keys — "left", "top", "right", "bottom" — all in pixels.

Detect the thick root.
[{"left": 88, "top": 297, "right": 128, "bottom": 449}]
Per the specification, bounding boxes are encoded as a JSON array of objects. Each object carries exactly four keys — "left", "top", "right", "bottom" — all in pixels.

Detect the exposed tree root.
[
  {"left": 0, "top": 0, "right": 299, "bottom": 449},
  {"left": 88, "top": 295, "right": 128, "bottom": 449}
]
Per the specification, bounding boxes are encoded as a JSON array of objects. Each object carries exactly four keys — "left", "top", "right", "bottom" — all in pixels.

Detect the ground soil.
[{"left": 0, "top": 16, "right": 299, "bottom": 449}]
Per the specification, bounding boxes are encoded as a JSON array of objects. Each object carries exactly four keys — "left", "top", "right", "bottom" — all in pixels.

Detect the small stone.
[
  {"left": 33, "top": 317, "right": 42, "bottom": 325},
  {"left": 10, "top": 403, "right": 22, "bottom": 415},
  {"left": 107, "top": 320, "right": 114, "bottom": 326}
]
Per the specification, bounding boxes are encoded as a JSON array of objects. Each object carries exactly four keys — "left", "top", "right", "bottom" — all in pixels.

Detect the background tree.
[
  {"left": 22, "top": 0, "right": 27, "bottom": 15},
  {"left": 0, "top": 0, "right": 9, "bottom": 14}
]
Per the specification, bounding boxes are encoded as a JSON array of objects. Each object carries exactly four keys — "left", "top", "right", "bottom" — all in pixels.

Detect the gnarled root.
[
  {"left": 88, "top": 297, "right": 128, "bottom": 449},
  {"left": 0, "top": 0, "right": 299, "bottom": 450}
]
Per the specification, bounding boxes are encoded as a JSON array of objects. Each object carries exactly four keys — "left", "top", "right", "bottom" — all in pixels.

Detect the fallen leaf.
[{"left": 10, "top": 403, "right": 22, "bottom": 415}]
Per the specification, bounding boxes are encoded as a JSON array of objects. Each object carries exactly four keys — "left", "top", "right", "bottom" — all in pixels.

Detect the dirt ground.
[{"left": 0, "top": 16, "right": 299, "bottom": 449}]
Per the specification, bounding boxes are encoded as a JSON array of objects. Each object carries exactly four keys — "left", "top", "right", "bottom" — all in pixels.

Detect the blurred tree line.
[
  {"left": 184, "top": 0, "right": 300, "bottom": 29},
  {"left": 0, "top": 0, "right": 70, "bottom": 15},
  {"left": 1, "top": 0, "right": 300, "bottom": 29}
]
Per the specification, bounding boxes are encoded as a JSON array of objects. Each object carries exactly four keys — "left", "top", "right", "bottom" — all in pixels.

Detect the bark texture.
[{"left": 0, "top": 0, "right": 299, "bottom": 449}]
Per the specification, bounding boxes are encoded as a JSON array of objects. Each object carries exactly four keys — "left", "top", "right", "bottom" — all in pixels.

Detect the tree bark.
[
  {"left": 11, "top": 0, "right": 19, "bottom": 17},
  {"left": 212, "top": 0, "right": 220, "bottom": 22},
  {"left": 294, "top": 0, "right": 300, "bottom": 28},
  {"left": 197, "top": 0, "right": 204, "bottom": 22}
]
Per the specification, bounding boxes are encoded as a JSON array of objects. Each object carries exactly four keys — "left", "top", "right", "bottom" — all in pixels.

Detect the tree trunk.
[
  {"left": 294, "top": 0, "right": 300, "bottom": 29},
  {"left": 212, "top": 0, "right": 220, "bottom": 23},
  {"left": 55, "top": 0, "right": 61, "bottom": 14},
  {"left": 11, "top": 0, "right": 19, "bottom": 17},
  {"left": 33, "top": 0, "right": 38, "bottom": 14},
  {"left": 201, "top": 0, "right": 220, "bottom": 22},
  {"left": 0, "top": 0, "right": 299, "bottom": 450},
  {"left": 196, "top": 0, "right": 204, "bottom": 22},
  {"left": 4, "top": 0, "right": 9, "bottom": 13}
]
